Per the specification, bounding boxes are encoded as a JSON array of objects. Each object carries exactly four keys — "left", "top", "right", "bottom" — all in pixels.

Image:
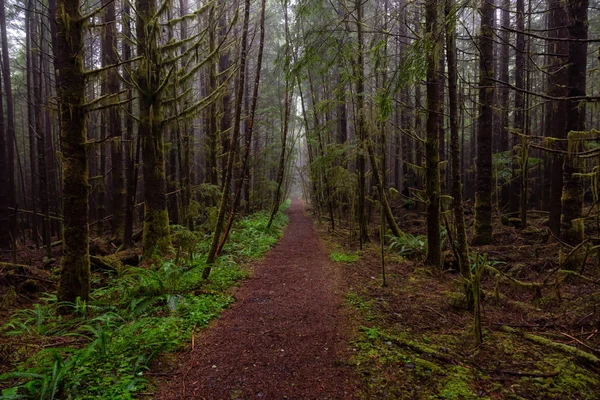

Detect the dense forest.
[{"left": 0, "top": 0, "right": 599, "bottom": 397}]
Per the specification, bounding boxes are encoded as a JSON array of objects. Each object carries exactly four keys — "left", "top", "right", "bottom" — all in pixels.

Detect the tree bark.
[
  {"left": 103, "top": 0, "right": 125, "bottom": 242},
  {"left": 55, "top": 0, "right": 90, "bottom": 305},
  {"left": 204, "top": 0, "right": 252, "bottom": 278},
  {"left": 498, "top": 0, "right": 510, "bottom": 208},
  {"left": 424, "top": 0, "right": 442, "bottom": 267},
  {"left": 473, "top": 0, "right": 495, "bottom": 245},
  {"left": 446, "top": 0, "right": 471, "bottom": 307},
  {"left": 215, "top": 0, "right": 266, "bottom": 257},
  {"left": 546, "top": 0, "right": 569, "bottom": 236},
  {"left": 510, "top": 0, "right": 525, "bottom": 215},
  {"left": 355, "top": 0, "right": 369, "bottom": 246},
  {"left": 0, "top": 0, "right": 16, "bottom": 247},
  {"left": 137, "top": 0, "right": 172, "bottom": 259},
  {"left": 560, "top": 0, "right": 589, "bottom": 269},
  {"left": 122, "top": 0, "right": 137, "bottom": 248},
  {"left": 266, "top": 1, "right": 293, "bottom": 230}
]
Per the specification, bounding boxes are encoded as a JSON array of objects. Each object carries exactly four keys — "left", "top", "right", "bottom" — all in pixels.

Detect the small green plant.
[
  {"left": 330, "top": 251, "right": 359, "bottom": 263},
  {"left": 388, "top": 234, "right": 427, "bottom": 259},
  {"left": 279, "top": 198, "right": 292, "bottom": 211}
]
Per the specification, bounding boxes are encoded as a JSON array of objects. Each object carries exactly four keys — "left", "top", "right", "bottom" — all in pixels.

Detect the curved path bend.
[{"left": 158, "top": 199, "right": 357, "bottom": 399}]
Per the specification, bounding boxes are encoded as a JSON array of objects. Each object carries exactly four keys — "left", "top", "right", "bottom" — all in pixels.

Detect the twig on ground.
[{"left": 500, "top": 369, "right": 560, "bottom": 378}]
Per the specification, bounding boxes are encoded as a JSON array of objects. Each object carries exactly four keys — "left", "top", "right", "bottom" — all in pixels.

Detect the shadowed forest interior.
[{"left": 0, "top": 0, "right": 600, "bottom": 397}]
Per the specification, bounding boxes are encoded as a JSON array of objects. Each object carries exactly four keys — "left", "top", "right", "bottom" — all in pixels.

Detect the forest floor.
[
  {"left": 315, "top": 205, "right": 600, "bottom": 399},
  {"left": 3, "top": 198, "right": 600, "bottom": 399},
  {"left": 156, "top": 198, "right": 359, "bottom": 399},
  {"left": 154, "top": 199, "right": 600, "bottom": 399}
]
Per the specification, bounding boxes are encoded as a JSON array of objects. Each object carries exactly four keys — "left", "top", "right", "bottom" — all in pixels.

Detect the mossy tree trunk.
[
  {"left": 0, "top": 0, "right": 16, "bottom": 248},
  {"left": 0, "top": 59, "right": 8, "bottom": 248},
  {"left": 178, "top": 0, "right": 193, "bottom": 229},
  {"left": 25, "top": 1, "right": 39, "bottom": 249},
  {"left": 55, "top": 0, "right": 90, "bottom": 305},
  {"left": 498, "top": 0, "right": 510, "bottom": 208},
  {"left": 472, "top": 0, "right": 495, "bottom": 245},
  {"left": 136, "top": 0, "right": 171, "bottom": 259},
  {"left": 446, "top": 0, "right": 471, "bottom": 307},
  {"left": 365, "top": 135, "right": 403, "bottom": 238},
  {"left": 546, "top": 0, "right": 569, "bottom": 236},
  {"left": 355, "top": 0, "right": 369, "bottom": 246},
  {"left": 560, "top": 0, "right": 589, "bottom": 269},
  {"left": 206, "top": 5, "right": 219, "bottom": 189},
  {"left": 102, "top": 0, "right": 125, "bottom": 242},
  {"left": 33, "top": 21, "right": 52, "bottom": 257},
  {"left": 510, "top": 0, "right": 525, "bottom": 217},
  {"left": 424, "top": 0, "right": 442, "bottom": 267},
  {"left": 306, "top": 69, "right": 335, "bottom": 231},
  {"left": 122, "top": 0, "right": 137, "bottom": 248}
]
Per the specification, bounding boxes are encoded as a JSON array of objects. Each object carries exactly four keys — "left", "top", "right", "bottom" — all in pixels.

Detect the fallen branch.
[
  {"left": 558, "top": 270, "right": 600, "bottom": 286},
  {"left": 500, "top": 369, "right": 560, "bottom": 378},
  {"left": 383, "top": 333, "right": 459, "bottom": 365},
  {"left": 559, "top": 332, "right": 600, "bottom": 356},
  {"left": 500, "top": 325, "right": 600, "bottom": 365}
]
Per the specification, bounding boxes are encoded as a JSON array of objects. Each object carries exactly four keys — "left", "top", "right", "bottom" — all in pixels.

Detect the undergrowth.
[
  {"left": 0, "top": 208, "right": 289, "bottom": 399},
  {"left": 330, "top": 251, "right": 360, "bottom": 263}
]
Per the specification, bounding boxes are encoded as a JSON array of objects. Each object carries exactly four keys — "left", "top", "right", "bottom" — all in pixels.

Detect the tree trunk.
[
  {"left": 510, "top": 0, "right": 525, "bottom": 215},
  {"left": 204, "top": 0, "right": 251, "bottom": 278},
  {"left": 206, "top": 5, "right": 219, "bottom": 188},
  {"left": 473, "top": 0, "right": 495, "bottom": 245},
  {"left": 498, "top": 0, "right": 510, "bottom": 208},
  {"left": 103, "top": 0, "right": 125, "bottom": 242},
  {"left": 446, "top": 0, "right": 471, "bottom": 307},
  {"left": 0, "top": 0, "right": 16, "bottom": 247},
  {"left": 424, "top": 0, "right": 442, "bottom": 267},
  {"left": 137, "top": 0, "right": 172, "bottom": 259},
  {"left": 122, "top": 0, "right": 137, "bottom": 248},
  {"left": 215, "top": 0, "right": 266, "bottom": 257},
  {"left": 560, "top": 0, "right": 589, "bottom": 269},
  {"left": 24, "top": 1, "right": 39, "bottom": 248},
  {"left": 546, "top": 0, "right": 569, "bottom": 236},
  {"left": 355, "top": 0, "right": 369, "bottom": 246},
  {"left": 35, "top": 18, "right": 52, "bottom": 256},
  {"left": 55, "top": 0, "right": 90, "bottom": 305},
  {"left": 0, "top": 52, "right": 8, "bottom": 248},
  {"left": 267, "top": 1, "right": 293, "bottom": 230}
]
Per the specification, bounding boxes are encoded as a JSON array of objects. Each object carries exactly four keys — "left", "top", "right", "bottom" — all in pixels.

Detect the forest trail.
[{"left": 158, "top": 198, "right": 358, "bottom": 399}]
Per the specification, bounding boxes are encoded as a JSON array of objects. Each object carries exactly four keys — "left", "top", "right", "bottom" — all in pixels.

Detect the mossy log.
[
  {"left": 90, "top": 248, "right": 142, "bottom": 271},
  {"left": 0, "top": 262, "right": 30, "bottom": 272},
  {"left": 500, "top": 325, "right": 600, "bottom": 365},
  {"left": 383, "top": 333, "right": 459, "bottom": 365}
]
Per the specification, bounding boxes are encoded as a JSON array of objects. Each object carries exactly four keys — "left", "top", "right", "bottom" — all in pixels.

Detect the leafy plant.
[
  {"left": 388, "top": 234, "right": 427, "bottom": 260},
  {"left": 0, "top": 207, "right": 290, "bottom": 399}
]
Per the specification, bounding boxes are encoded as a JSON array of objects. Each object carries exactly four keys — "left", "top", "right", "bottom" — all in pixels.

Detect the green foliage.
[
  {"left": 0, "top": 209, "right": 289, "bottom": 399},
  {"left": 329, "top": 251, "right": 359, "bottom": 263},
  {"left": 492, "top": 151, "right": 512, "bottom": 183},
  {"left": 388, "top": 234, "right": 427, "bottom": 260},
  {"left": 493, "top": 151, "right": 542, "bottom": 185},
  {"left": 279, "top": 199, "right": 292, "bottom": 211}
]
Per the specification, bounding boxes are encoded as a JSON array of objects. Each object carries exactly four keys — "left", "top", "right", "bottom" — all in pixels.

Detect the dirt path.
[{"left": 157, "top": 199, "right": 358, "bottom": 399}]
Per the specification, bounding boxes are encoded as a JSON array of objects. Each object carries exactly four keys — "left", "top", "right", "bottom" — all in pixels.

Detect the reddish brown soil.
[{"left": 157, "top": 199, "right": 358, "bottom": 399}]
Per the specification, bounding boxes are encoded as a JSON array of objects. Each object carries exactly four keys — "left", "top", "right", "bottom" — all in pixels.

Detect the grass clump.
[
  {"left": 0, "top": 207, "right": 289, "bottom": 399},
  {"left": 330, "top": 251, "right": 360, "bottom": 263}
]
